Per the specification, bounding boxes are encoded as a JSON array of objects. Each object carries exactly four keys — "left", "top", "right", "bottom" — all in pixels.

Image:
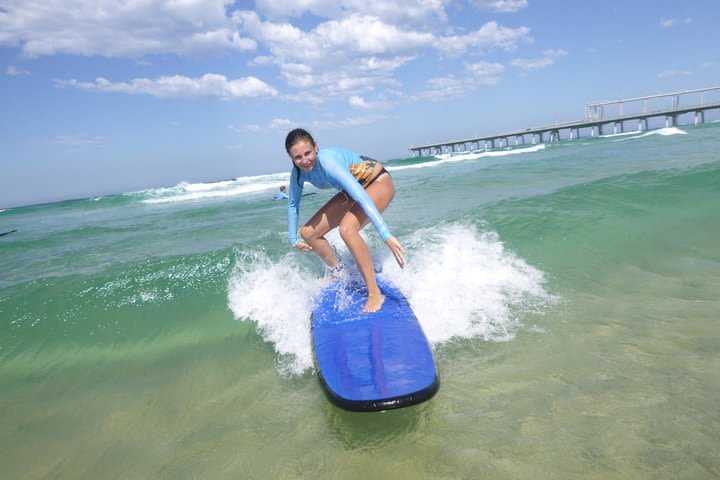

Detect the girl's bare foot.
[{"left": 362, "top": 292, "right": 385, "bottom": 312}]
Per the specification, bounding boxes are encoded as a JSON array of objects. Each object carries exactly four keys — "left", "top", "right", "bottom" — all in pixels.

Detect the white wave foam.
[
  {"left": 389, "top": 144, "right": 545, "bottom": 172},
  {"left": 614, "top": 126, "right": 688, "bottom": 142},
  {"left": 227, "top": 250, "right": 321, "bottom": 376},
  {"left": 138, "top": 172, "right": 291, "bottom": 204},
  {"left": 600, "top": 130, "right": 642, "bottom": 138},
  {"left": 383, "top": 224, "right": 553, "bottom": 344},
  {"left": 227, "top": 224, "right": 554, "bottom": 375},
  {"left": 650, "top": 127, "right": 688, "bottom": 136}
]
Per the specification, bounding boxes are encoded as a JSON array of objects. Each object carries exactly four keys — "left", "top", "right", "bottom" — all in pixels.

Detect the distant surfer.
[
  {"left": 274, "top": 185, "right": 315, "bottom": 200},
  {"left": 274, "top": 185, "right": 289, "bottom": 200},
  {"left": 283, "top": 128, "right": 405, "bottom": 312}
]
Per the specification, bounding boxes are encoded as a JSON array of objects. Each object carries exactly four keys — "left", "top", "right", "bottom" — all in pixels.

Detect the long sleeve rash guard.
[{"left": 287, "top": 147, "right": 392, "bottom": 246}]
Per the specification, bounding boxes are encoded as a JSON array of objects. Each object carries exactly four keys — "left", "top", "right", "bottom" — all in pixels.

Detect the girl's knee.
[
  {"left": 300, "top": 225, "right": 315, "bottom": 242},
  {"left": 338, "top": 223, "right": 360, "bottom": 242}
]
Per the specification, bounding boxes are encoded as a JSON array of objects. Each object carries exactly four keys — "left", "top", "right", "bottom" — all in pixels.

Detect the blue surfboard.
[{"left": 311, "top": 278, "right": 439, "bottom": 412}]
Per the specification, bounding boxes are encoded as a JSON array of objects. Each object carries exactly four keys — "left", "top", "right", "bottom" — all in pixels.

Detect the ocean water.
[{"left": 1, "top": 124, "right": 719, "bottom": 479}]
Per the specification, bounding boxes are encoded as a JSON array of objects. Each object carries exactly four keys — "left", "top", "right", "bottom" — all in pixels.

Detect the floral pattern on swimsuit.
[{"left": 349, "top": 156, "right": 377, "bottom": 186}]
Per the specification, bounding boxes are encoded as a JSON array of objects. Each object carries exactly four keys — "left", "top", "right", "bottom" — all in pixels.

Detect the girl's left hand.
[
  {"left": 385, "top": 236, "right": 406, "bottom": 269},
  {"left": 294, "top": 241, "right": 314, "bottom": 252}
]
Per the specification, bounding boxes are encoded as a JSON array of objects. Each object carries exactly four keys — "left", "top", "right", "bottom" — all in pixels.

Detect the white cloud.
[
  {"left": 434, "top": 21, "right": 531, "bottom": 57},
  {"left": 0, "top": 0, "right": 256, "bottom": 58},
  {"left": 269, "top": 118, "right": 294, "bottom": 129},
  {"left": 660, "top": 17, "right": 692, "bottom": 28},
  {"left": 235, "top": 11, "right": 434, "bottom": 65},
  {"left": 418, "top": 76, "right": 467, "bottom": 102},
  {"left": 6, "top": 65, "right": 30, "bottom": 76},
  {"left": 465, "top": 61, "right": 504, "bottom": 85},
  {"left": 321, "top": 114, "right": 392, "bottom": 128},
  {"left": 233, "top": 11, "right": 434, "bottom": 99},
  {"left": 0, "top": 1, "right": 541, "bottom": 126},
  {"left": 349, "top": 95, "right": 391, "bottom": 110},
  {"left": 254, "top": 0, "right": 448, "bottom": 25},
  {"left": 235, "top": 10, "right": 529, "bottom": 101},
  {"left": 471, "top": 0, "right": 529, "bottom": 13},
  {"left": 51, "top": 134, "right": 104, "bottom": 146},
  {"left": 657, "top": 69, "right": 692, "bottom": 78},
  {"left": 233, "top": 114, "right": 392, "bottom": 133},
  {"left": 50, "top": 134, "right": 104, "bottom": 153},
  {"left": 510, "top": 48, "right": 567, "bottom": 72},
  {"left": 416, "top": 61, "right": 504, "bottom": 101},
  {"left": 57, "top": 74, "right": 278, "bottom": 100}
]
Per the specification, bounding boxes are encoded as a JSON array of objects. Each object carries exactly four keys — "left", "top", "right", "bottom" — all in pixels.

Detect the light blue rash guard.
[{"left": 287, "top": 147, "right": 392, "bottom": 246}]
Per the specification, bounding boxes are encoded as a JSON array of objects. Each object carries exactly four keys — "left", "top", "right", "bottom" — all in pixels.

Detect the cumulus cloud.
[
  {"left": 234, "top": 10, "right": 529, "bottom": 100},
  {"left": 50, "top": 134, "right": 104, "bottom": 153},
  {"left": 660, "top": 17, "right": 692, "bottom": 28},
  {"left": 269, "top": 118, "right": 294, "bottom": 129},
  {"left": 254, "top": 0, "right": 448, "bottom": 25},
  {"left": 232, "top": 114, "right": 392, "bottom": 133},
  {"left": 0, "top": 0, "right": 256, "bottom": 58},
  {"left": 510, "top": 48, "right": 567, "bottom": 71},
  {"left": 471, "top": 0, "right": 529, "bottom": 13},
  {"left": 1, "top": 0, "right": 548, "bottom": 126},
  {"left": 419, "top": 76, "right": 467, "bottom": 101},
  {"left": 349, "top": 95, "right": 391, "bottom": 110},
  {"left": 657, "top": 69, "right": 692, "bottom": 78},
  {"left": 51, "top": 134, "right": 104, "bottom": 146},
  {"left": 6, "top": 65, "right": 30, "bottom": 76},
  {"left": 416, "top": 61, "right": 504, "bottom": 101},
  {"left": 435, "top": 21, "right": 531, "bottom": 57},
  {"left": 57, "top": 74, "right": 278, "bottom": 100},
  {"left": 465, "top": 61, "right": 505, "bottom": 85}
]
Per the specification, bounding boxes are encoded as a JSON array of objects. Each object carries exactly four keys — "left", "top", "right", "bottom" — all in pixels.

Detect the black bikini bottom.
[{"left": 362, "top": 167, "right": 390, "bottom": 189}]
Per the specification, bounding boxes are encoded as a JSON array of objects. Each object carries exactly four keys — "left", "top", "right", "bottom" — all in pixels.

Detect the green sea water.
[{"left": 1, "top": 125, "right": 719, "bottom": 479}]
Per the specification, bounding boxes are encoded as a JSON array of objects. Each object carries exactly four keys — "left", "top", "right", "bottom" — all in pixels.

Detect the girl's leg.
[
  {"left": 339, "top": 174, "right": 395, "bottom": 312},
  {"left": 299, "top": 191, "right": 355, "bottom": 269}
]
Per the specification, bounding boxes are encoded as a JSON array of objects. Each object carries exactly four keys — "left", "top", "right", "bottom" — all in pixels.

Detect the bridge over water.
[{"left": 409, "top": 86, "right": 720, "bottom": 156}]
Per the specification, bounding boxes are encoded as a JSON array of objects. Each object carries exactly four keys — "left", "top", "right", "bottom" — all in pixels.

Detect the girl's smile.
[{"left": 289, "top": 140, "right": 318, "bottom": 173}]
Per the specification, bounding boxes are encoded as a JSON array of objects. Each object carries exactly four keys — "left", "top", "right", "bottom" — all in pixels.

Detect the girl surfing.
[{"left": 284, "top": 128, "right": 405, "bottom": 312}]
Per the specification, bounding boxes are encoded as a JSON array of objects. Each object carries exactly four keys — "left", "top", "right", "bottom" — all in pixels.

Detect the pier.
[{"left": 409, "top": 86, "right": 720, "bottom": 156}]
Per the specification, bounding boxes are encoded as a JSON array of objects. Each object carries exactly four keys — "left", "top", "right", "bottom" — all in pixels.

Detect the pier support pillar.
[
  {"left": 695, "top": 111, "right": 705, "bottom": 125},
  {"left": 614, "top": 122, "right": 623, "bottom": 134},
  {"left": 666, "top": 115, "right": 678, "bottom": 127},
  {"left": 639, "top": 119, "right": 647, "bottom": 131}
]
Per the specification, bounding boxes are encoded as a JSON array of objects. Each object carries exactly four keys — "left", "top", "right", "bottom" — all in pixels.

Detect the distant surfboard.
[
  {"left": 311, "top": 278, "right": 439, "bottom": 412},
  {"left": 0, "top": 229, "right": 18, "bottom": 237}
]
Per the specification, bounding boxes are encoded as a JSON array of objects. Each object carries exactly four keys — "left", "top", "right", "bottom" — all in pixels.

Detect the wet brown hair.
[
  {"left": 285, "top": 128, "right": 316, "bottom": 187},
  {"left": 285, "top": 128, "right": 315, "bottom": 153}
]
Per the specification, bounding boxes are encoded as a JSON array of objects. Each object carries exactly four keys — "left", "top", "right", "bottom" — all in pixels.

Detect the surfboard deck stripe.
[{"left": 311, "top": 278, "right": 439, "bottom": 412}]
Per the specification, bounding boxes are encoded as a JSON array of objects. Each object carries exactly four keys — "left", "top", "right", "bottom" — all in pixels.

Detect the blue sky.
[{"left": 1, "top": 0, "right": 718, "bottom": 207}]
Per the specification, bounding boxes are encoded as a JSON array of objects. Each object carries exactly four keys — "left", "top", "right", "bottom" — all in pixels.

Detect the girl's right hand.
[
  {"left": 385, "top": 236, "right": 406, "bottom": 269},
  {"left": 294, "top": 241, "right": 314, "bottom": 252}
]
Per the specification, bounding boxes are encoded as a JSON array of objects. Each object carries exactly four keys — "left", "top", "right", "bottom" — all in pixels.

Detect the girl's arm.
[
  {"left": 287, "top": 168, "right": 303, "bottom": 246},
  {"left": 322, "top": 156, "right": 392, "bottom": 241}
]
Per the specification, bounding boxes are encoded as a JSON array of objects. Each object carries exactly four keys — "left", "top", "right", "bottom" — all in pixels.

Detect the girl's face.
[{"left": 288, "top": 139, "right": 318, "bottom": 173}]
